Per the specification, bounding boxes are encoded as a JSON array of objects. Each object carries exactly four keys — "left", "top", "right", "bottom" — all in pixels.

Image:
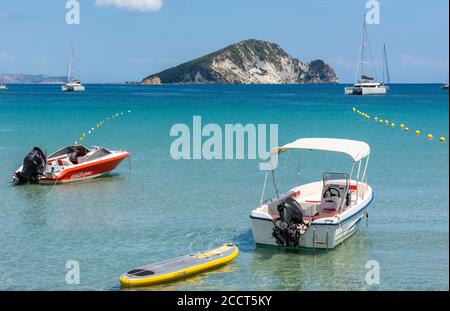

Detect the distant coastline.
[{"left": 0, "top": 74, "right": 67, "bottom": 84}]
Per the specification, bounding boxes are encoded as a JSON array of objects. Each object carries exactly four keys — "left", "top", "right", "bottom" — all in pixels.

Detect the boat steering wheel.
[{"left": 323, "top": 187, "right": 341, "bottom": 198}]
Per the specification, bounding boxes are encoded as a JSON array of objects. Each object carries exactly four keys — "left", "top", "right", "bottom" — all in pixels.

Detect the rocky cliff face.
[{"left": 142, "top": 39, "right": 338, "bottom": 84}]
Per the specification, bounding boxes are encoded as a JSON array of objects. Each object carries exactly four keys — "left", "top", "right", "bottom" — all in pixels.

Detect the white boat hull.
[
  {"left": 345, "top": 85, "right": 388, "bottom": 95},
  {"left": 250, "top": 186, "right": 374, "bottom": 249},
  {"left": 62, "top": 84, "right": 85, "bottom": 92}
]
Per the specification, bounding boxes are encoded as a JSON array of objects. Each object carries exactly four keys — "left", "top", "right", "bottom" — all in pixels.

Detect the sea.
[{"left": 0, "top": 84, "right": 448, "bottom": 290}]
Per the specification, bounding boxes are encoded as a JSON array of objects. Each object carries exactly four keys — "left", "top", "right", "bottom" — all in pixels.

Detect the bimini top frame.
[
  {"left": 272, "top": 138, "right": 370, "bottom": 162},
  {"left": 260, "top": 138, "right": 371, "bottom": 205}
]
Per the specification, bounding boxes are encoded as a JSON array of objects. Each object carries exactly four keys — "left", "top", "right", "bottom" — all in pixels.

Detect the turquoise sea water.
[{"left": 0, "top": 84, "right": 448, "bottom": 291}]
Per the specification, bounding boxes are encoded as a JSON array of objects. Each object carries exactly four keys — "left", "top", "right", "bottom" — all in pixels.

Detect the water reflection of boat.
[{"left": 250, "top": 232, "right": 373, "bottom": 290}]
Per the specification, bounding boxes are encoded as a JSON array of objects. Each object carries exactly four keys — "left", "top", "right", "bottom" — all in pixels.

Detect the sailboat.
[
  {"left": 62, "top": 44, "right": 85, "bottom": 92},
  {"left": 345, "top": 18, "right": 390, "bottom": 95},
  {"left": 0, "top": 71, "right": 6, "bottom": 90}
]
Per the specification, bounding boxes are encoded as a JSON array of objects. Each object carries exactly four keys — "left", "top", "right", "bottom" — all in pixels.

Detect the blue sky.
[{"left": 0, "top": 0, "right": 448, "bottom": 83}]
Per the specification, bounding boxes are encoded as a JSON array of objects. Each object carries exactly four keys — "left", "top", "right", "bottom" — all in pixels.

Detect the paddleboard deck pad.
[{"left": 119, "top": 243, "right": 238, "bottom": 287}]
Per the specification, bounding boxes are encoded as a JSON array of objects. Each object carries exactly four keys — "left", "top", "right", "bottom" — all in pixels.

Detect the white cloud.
[
  {"left": 0, "top": 52, "right": 16, "bottom": 62},
  {"left": 95, "top": 0, "right": 163, "bottom": 12}
]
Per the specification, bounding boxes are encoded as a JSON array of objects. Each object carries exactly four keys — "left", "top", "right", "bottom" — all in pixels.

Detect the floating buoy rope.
[
  {"left": 74, "top": 109, "right": 132, "bottom": 144},
  {"left": 351, "top": 107, "right": 446, "bottom": 143}
]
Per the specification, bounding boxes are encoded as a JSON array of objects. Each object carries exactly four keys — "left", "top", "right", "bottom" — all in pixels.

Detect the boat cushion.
[{"left": 320, "top": 197, "right": 341, "bottom": 212}]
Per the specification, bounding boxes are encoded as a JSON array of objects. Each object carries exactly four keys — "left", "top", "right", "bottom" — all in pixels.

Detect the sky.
[{"left": 0, "top": 0, "right": 448, "bottom": 83}]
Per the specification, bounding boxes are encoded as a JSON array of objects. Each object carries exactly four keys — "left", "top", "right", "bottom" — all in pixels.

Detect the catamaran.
[
  {"left": 62, "top": 44, "right": 85, "bottom": 92},
  {"left": 345, "top": 18, "right": 390, "bottom": 95},
  {"left": 250, "top": 138, "right": 374, "bottom": 249}
]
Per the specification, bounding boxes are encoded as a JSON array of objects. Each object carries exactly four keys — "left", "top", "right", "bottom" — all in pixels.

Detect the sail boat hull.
[
  {"left": 345, "top": 84, "right": 388, "bottom": 95},
  {"left": 62, "top": 83, "right": 85, "bottom": 92}
]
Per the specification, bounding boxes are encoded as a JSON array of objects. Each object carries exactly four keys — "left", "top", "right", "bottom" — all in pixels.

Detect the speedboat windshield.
[
  {"left": 85, "top": 148, "right": 111, "bottom": 161},
  {"left": 48, "top": 145, "right": 91, "bottom": 158}
]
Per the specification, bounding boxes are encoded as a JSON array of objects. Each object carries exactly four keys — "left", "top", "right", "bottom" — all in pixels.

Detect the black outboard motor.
[
  {"left": 272, "top": 198, "right": 305, "bottom": 247},
  {"left": 13, "top": 147, "right": 46, "bottom": 185}
]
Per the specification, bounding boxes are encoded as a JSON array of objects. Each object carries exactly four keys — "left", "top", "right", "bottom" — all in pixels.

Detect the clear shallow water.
[{"left": 0, "top": 84, "right": 448, "bottom": 291}]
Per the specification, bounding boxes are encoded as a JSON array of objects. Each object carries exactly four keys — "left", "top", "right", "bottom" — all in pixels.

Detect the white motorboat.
[
  {"left": 250, "top": 138, "right": 374, "bottom": 250},
  {"left": 345, "top": 17, "right": 390, "bottom": 95},
  {"left": 62, "top": 44, "right": 85, "bottom": 92},
  {"left": 0, "top": 83, "right": 7, "bottom": 90},
  {"left": 12, "top": 145, "right": 130, "bottom": 185}
]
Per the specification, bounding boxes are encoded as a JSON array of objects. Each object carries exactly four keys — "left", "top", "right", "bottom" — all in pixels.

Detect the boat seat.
[
  {"left": 319, "top": 196, "right": 341, "bottom": 213},
  {"left": 77, "top": 156, "right": 87, "bottom": 164},
  {"left": 59, "top": 157, "right": 73, "bottom": 167}
]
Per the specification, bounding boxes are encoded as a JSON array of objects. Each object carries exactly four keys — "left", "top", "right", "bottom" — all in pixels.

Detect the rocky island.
[{"left": 142, "top": 39, "right": 338, "bottom": 84}]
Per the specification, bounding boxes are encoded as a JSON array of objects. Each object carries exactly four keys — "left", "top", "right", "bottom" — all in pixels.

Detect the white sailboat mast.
[
  {"left": 383, "top": 44, "right": 390, "bottom": 84},
  {"left": 355, "top": 17, "right": 366, "bottom": 83},
  {"left": 67, "top": 44, "right": 73, "bottom": 83}
]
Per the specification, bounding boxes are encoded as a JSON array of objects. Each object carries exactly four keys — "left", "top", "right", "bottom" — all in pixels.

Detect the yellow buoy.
[
  {"left": 400, "top": 124, "right": 405, "bottom": 129},
  {"left": 79, "top": 137, "right": 83, "bottom": 141},
  {"left": 82, "top": 133, "right": 86, "bottom": 137},
  {"left": 91, "top": 128, "right": 95, "bottom": 131},
  {"left": 427, "top": 134, "right": 433, "bottom": 140},
  {"left": 385, "top": 120, "right": 389, "bottom": 125},
  {"left": 391, "top": 123, "right": 395, "bottom": 127},
  {"left": 415, "top": 130, "right": 421, "bottom": 136},
  {"left": 374, "top": 117, "right": 378, "bottom": 121},
  {"left": 440, "top": 137, "right": 446, "bottom": 142},
  {"left": 379, "top": 119, "right": 384, "bottom": 123},
  {"left": 404, "top": 127, "right": 409, "bottom": 132}
]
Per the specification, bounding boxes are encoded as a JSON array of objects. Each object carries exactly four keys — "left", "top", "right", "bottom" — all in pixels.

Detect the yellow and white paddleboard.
[{"left": 119, "top": 243, "right": 239, "bottom": 287}]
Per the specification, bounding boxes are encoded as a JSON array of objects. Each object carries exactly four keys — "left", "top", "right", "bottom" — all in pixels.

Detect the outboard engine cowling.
[
  {"left": 272, "top": 198, "right": 307, "bottom": 247},
  {"left": 13, "top": 147, "right": 46, "bottom": 185}
]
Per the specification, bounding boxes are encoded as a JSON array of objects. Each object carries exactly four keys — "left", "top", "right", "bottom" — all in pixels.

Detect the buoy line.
[
  {"left": 351, "top": 107, "right": 446, "bottom": 143},
  {"left": 74, "top": 109, "right": 132, "bottom": 144}
]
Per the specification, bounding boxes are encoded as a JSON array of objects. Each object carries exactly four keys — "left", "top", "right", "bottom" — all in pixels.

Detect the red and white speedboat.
[{"left": 13, "top": 145, "right": 130, "bottom": 185}]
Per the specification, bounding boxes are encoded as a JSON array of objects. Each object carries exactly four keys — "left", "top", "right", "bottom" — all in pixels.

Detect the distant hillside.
[
  {"left": 0, "top": 74, "right": 67, "bottom": 84},
  {"left": 142, "top": 39, "right": 338, "bottom": 84}
]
